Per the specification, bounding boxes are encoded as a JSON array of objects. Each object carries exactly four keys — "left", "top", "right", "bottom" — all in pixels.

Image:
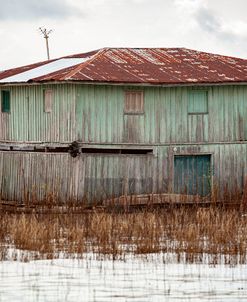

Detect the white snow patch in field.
[{"left": 0, "top": 253, "right": 247, "bottom": 301}]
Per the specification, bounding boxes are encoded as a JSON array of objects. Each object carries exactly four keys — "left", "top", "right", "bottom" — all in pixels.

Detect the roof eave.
[{"left": 1, "top": 80, "right": 247, "bottom": 87}]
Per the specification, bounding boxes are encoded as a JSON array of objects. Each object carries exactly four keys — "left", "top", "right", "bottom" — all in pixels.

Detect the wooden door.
[{"left": 174, "top": 155, "right": 211, "bottom": 196}]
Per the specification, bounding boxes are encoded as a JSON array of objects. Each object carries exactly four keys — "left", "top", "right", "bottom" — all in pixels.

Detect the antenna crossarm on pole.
[{"left": 39, "top": 27, "right": 52, "bottom": 60}]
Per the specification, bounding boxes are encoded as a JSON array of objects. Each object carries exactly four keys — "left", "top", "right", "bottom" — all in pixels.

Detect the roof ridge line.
[{"left": 63, "top": 48, "right": 109, "bottom": 80}]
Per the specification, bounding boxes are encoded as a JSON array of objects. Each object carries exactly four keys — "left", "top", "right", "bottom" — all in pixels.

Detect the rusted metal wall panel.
[{"left": 0, "top": 143, "right": 246, "bottom": 202}]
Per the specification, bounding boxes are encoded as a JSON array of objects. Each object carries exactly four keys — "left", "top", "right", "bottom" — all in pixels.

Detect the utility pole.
[{"left": 39, "top": 27, "right": 52, "bottom": 60}]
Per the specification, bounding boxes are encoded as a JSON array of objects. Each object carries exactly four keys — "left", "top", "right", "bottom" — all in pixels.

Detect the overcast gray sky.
[{"left": 0, "top": 0, "right": 247, "bottom": 70}]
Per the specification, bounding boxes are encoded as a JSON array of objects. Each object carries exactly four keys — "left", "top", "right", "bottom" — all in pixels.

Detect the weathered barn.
[{"left": 0, "top": 48, "right": 246, "bottom": 203}]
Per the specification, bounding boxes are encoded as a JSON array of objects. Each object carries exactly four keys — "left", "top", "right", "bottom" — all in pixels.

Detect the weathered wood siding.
[
  {"left": 0, "top": 143, "right": 246, "bottom": 202},
  {"left": 0, "top": 84, "right": 246, "bottom": 143}
]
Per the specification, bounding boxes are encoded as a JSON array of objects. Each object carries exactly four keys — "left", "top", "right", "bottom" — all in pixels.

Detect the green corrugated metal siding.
[
  {"left": 0, "top": 84, "right": 246, "bottom": 143},
  {"left": 0, "top": 85, "right": 77, "bottom": 142},
  {"left": 76, "top": 84, "right": 246, "bottom": 144},
  {"left": 0, "top": 143, "right": 246, "bottom": 202}
]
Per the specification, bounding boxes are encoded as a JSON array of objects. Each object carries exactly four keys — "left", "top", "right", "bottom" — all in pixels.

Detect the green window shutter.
[
  {"left": 1, "top": 90, "right": 10, "bottom": 113},
  {"left": 188, "top": 90, "right": 208, "bottom": 114}
]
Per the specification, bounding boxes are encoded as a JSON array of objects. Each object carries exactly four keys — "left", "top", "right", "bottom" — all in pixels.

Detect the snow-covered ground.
[{"left": 0, "top": 253, "right": 247, "bottom": 302}]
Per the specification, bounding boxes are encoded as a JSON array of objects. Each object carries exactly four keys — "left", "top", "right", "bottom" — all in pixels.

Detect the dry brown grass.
[{"left": 0, "top": 207, "right": 247, "bottom": 264}]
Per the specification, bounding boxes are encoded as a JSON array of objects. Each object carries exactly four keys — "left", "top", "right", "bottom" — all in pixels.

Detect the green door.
[{"left": 174, "top": 155, "right": 211, "bottom": 196}]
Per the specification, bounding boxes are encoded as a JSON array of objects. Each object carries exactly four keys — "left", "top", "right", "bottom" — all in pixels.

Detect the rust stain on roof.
[{"left": 1, "top": 47, "right": 247, "bottom": 85}]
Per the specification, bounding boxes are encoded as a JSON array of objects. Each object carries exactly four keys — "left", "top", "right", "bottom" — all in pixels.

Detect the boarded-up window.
[
  {"left": 124, "top": 91, "right": 144, "bottom": 114},
  {"left": 188, "top": 90, "right": 208, "bottom": 114},
  {"left": 1, "top": 90, "right": 10, "bottom": 113},
  {"left": 43, "top": 89, "right": 53, "bottom": 113}
]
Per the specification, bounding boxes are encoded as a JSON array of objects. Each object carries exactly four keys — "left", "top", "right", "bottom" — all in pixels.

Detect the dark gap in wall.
[
  {"left": 81, "top": 148, "right": 153, "bottom": 155},
  {"left": 121, "top": 149, "right": 153, "bottom": 155},
  {"left": 81, "top": 148, "right": 119, "bottom": 154},
  {"left": 0, "top": 146, "right": 153, "bottom": 155},
  {"left": 45, "top": 147, "right": 69, "bottom": 153},
  {"left": 0, "top": 147, "right": 69, "bottom": 153}
]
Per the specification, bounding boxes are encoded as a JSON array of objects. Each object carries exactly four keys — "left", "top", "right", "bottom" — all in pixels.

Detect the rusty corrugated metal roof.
[{"left": 1, "top": 48, "right": 247, "bottom": 85}]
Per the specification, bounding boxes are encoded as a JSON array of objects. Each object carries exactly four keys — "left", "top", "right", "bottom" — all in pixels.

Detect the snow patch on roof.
[{"left": 0, "top": 58, "right": 90, "bottom": 83}]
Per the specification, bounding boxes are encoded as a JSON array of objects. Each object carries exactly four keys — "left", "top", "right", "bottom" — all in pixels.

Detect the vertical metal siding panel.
[
  {"left": 20, "top": 86, "right": 28, "bottom": 141},
  {"left": 107, "top": 86, "right": 113, "bottom": 143},
  {"left": 152, "top": 87, "right": 160, "bottom": 143},
  {"left": 85, "top": 85, "right": 91, "bottom": 142},
  {"left": 157, "top": 146, "right": 166, "bottom": 193},
  {"left": 97, "top": 86, "right": 103, "bottom": 142},
  {"left": 0, "top": 111, "right": 9, "bottom": 141},
  {"left": 51, "top": 85, "right": 58, "bottom": 141},
  {"left": 104, "top": 86, "right": 110, "bottom": 143},
  {"left": 188, "top": 114, "right": 209, "bottom": 142},
  {"left": 208, "top": 87, "right": 215, "bottom": 142},
  {"left": 188, "top": 115, "right": 196, "bottom": 142},
  {"left": 175, "top": 87, "right": 183, "bottom": 142},
  {"left": 143, "top": 86, "right": 153, "bottom": 143},
  {"left": 237, "top": 86, "right": 245, "bottom": 141},
  {"left": 90, "top": 86, "right": 96, "bottom": 142},
  {"left": 238, "top": 86, "right": 244, "bottom": 141},
  {"left": 60, "top": 85, "right": 67, "bottom": 142},
  {"left": 96, "top": 86, "right": 102, "bottom": 143},
  {"left": 99, "top": 86, "right": 106, "bottom": 143},
  {"left": 230, "top": 86, "right": 237, "bottom": 142},
  {"left": 160, "top": 88, "right": 171, "bottom": 143},
  {"left": 156, "top": 88, "right": 162, "bottom": 144},
  {"left": 232, "top": 86, "right": 238, "bottom": 141},
  {"left": 244, "top": 87, "right": 247, "bottom": 140},
  {"left": 203, "top": 115, "right": 209, "bottom": 141},
  {"left": 143, "top": 88, "right": 150, "bottom": 143},
  {"left": 170, "top": 88, "right": 176, "bottom": 143},
  {"left": 28, "top": 86, "right": 37, "bottom": 141},
  {"left": 159, "top": 88, "right": 165, "bottom": 143},
  {"left": 181, "top": 87, "right": 188, "bottom": 143},
  {"left": 218, "top": 86, "right": 225, "bottom": 142},
  {"left": 77, "top": 155, "right": 85, "bottom": 201},
  {"left": 75, "top": 85, "right": 83, "bottom": 141},
  {"left": 117, "top": 87, "right": 124, "bottom": 143},
  {"left": 109, "top": 86, "right": 116, "bottom": 143},
  {"left": 224, "top": 86, "right": 231, "bottom": 142}
]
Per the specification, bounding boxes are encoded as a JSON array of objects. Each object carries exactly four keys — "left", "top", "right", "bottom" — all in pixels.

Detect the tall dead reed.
[{"left": 0, "top": 207, "right": 247, "bottom": 264}]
